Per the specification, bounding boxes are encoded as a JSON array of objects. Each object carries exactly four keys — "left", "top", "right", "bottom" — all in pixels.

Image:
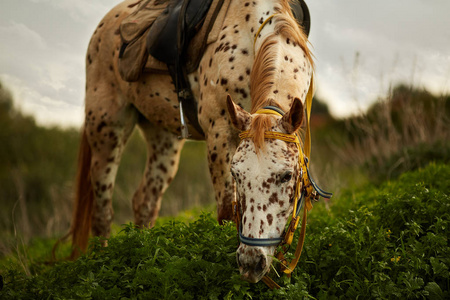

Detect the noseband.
[{"left": 232, "top": 88, "right": 332, "bottom": 288}]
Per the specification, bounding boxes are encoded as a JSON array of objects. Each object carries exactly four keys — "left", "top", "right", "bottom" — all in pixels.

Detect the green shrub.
[
  {"left": 1, "top": 215, "right": 260, "bottom": 299},
  {"left": 300, "top": 162, "right": 449, "bottom": 299},
  {"left": 1, "top": 164, "right": 448, "bottom": 299}
]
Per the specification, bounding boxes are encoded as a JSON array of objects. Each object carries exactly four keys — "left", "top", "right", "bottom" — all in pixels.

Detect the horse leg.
[
  {"left": 84, "top": 98, "right": 138, "bottom": 240},
  {"left": 204, "top": 121, "right": 239, "bottom": 224},
  {"left": 132, "top": 119, "right": 185, "bottom": 227}
]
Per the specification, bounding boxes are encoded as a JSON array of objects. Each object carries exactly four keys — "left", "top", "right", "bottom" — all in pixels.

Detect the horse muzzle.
[{"left": 236, "top": 246, "right": 272, "bottom": 283}]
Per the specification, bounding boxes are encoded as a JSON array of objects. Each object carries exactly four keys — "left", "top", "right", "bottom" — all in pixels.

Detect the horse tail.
[{"left": 69, "top": 127, "right": 94, "bottom": 259}]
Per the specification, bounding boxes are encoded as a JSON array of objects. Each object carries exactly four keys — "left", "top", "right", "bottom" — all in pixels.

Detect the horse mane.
[{"left": 249, "top": 0, "right": 314, "bottom": 151}]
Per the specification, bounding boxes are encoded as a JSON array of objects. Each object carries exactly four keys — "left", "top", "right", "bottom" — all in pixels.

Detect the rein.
[
  {"left": 253, "top": 13, "right": 278, "bottom": 50},
  {"left": 232, "top": 76, "right": 332, "bottom": 289}
]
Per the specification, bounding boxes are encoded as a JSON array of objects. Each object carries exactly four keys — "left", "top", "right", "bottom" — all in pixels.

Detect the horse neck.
[{"left": 219, "top": 0, "right": 313, "bottom": 113}]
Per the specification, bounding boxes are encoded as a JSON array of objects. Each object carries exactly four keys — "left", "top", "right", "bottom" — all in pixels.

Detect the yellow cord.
[{"left": 253, "top": 14, "right": 278, "bottom": 49}]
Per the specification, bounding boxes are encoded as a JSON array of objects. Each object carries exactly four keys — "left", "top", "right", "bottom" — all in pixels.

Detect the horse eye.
[{"left": 280, "top": 171, "right": 293, "bottom": 183}]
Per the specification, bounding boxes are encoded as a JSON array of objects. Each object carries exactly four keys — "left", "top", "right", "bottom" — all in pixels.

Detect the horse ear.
[
  {"left": 281, "top": 97, "right": 304, "bottom": 134},
  {"left": 227, "top": 95, "right": 251, "bottom": 131}
]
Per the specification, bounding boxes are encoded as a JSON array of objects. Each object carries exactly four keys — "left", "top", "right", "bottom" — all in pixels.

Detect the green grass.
[{"left": 1, "top": 163, "right": 448, "bottom": 299}]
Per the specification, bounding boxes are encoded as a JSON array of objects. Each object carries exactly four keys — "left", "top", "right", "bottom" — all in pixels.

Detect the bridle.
[{"left": 231, "top": 76, "right": 332, "bottom": 289}]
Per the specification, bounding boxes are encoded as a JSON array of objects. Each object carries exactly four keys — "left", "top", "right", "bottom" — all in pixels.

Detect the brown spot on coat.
[{"left": 267, "top": 214, "right": 273, "bottom": 225}]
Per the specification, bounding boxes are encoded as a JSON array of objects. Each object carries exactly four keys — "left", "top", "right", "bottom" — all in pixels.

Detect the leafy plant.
[
  {"left": 298, "top": 162, "right": 449, "bottom": 299},
  {"left": 1, "top": 163, "right": 448, "bottom": 299}
]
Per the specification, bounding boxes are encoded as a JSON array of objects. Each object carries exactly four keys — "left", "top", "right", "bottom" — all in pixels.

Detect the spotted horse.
[{"left": 68, "top": 0, "right": 330, "bottom": 287}]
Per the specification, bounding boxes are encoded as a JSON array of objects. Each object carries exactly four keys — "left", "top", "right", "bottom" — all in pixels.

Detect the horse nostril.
[{"left": 255, "top": 254, "right": 267, "bottom": 274}]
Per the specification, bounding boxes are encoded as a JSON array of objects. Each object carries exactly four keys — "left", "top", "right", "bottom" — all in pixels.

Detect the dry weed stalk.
[{"left": 340, "top": 86, "right": 449, "bottom": 172}]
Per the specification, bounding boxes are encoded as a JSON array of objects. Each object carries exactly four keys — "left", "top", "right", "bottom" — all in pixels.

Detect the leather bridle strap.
[
  {"left": 237, "top": 109, "right": 310, "bottom": 289},
  {"left": 233, "top": 82, "right": 332, "bottom": 289},
  {"left": 261, "top": 203, "right": 307, "bottom": 289},
  {"left": 253, "top": 14, "right": 278, "bottom": 50},
  {"left": 262, "top": 274, "right": 281, "bottom": 289},
  {"left": 281, "top": 200, "right": 308, "bottom": 274},
  {"left": 304, "top": 74, "right": 314, "bottom": 159}
]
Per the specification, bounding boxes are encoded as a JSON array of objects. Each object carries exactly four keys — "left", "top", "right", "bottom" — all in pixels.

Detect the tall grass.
[
  {"left": 344, "top": 86, "right": 448, "bottom": 161},
  {"left": 309, "top": 83, "right": 450, "bottom": 199},
  {"left": 0, "top": 82, "right": 77, "bottom": 258},
  {"left": 0, "top": 81, "right": 214, "bottom": 257}
]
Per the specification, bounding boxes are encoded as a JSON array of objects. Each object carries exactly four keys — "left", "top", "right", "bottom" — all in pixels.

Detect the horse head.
[{"left": 227, "top": 94, "right": 305, "bottom": 283}]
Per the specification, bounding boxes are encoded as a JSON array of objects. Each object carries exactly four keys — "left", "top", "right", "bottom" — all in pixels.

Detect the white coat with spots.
[{"left": 70, "top": 0, "right": 314, "bottom": 283}]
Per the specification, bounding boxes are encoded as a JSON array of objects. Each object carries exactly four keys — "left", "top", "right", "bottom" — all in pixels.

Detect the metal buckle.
[{"left": 178, "top": 101, "right": 190, "bottom": 139}]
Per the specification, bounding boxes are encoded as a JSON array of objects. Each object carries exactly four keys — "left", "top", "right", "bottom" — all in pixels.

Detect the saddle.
[
  {"left": 119, "top": 0, "right": 224, "bottom": 78},
  {"left": 118, "top": 0, "right": 311, "bottom": 137},
  {"left": 119, "top": 0, "right": 227, "bottom": 136},
  {"left": 147, "top": 0, "right": 218, "bottom": 137},
  {"left": 147, "top": 0, "right": 213, "bottom": 65}
]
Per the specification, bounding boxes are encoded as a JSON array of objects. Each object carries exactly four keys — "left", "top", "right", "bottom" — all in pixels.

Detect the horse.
[{"left": 70, "top": 0, "right": 315, "bottom": 284}]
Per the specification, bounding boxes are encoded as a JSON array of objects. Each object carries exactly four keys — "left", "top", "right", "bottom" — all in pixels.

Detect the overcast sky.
[{"left": 1, "top": 0, "right": 449, "bottom": 128}]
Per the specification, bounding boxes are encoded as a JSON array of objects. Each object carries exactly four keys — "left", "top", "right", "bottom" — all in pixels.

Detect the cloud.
[
  {"left": 0, "top": 74, "right": 84, "bottom": 127},
  {"left": 29, "top": 0, "right": 113, "bottom": 23},
  {"left": 0, "top": 21, "right": 47, "bottom": 51},
  {"left": 0, "top": 18, "right": 86, "bottom": 127},
  {"left": 1, "top": 0, "right": 449, "bottom": 127},
  {"left": 413, "top": 50, "right": 450, "bottom": 96},
  {"left": 308, "top": 0, "right": 450, "bottom": 117}
]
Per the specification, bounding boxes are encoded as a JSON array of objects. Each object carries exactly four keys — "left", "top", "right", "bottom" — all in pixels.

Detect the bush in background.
[
  {"left": 0, "top": 82, "right": 79, "bottom": 243},
  {"left": 339, "top": 85, "right": 449, "bottom": 180},
  {"left": 310, "top": 85, "right": 450, "bottom": 196}
]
